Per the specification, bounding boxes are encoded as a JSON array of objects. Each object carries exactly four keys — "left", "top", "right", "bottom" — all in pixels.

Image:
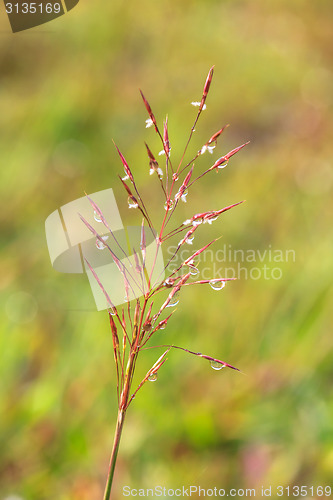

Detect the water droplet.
[
  {"left": 128, "top": 197, "right": 138, "bottom": 209},
  {"left": 143, "top": 322, "right": 152, "bottom": 333},
  {"left": 94, "top": 211, "right": 102, "bottom": 222},
  {"left": 96, "top": 236, "right": 109, "bottom": 250},
  {"left": 159, "top": 322, "right": 166, "bottom": 330},
  {"left": 164, "top": 278, "right": 173, "bottom": 288},
  {"left": 164, "top": 200, "right": 174, "bottom": 211},
  {"left": 189, "top": 266, "right": 199, "bottom": 276},
  {"left": 173, "top": 173, "right": 179, "bottom": 181},
  {"left": 167, "top": 291, "right": 180, "bottom": 307},
  {"left": 185, "top": 236, "right": 194, "bottom": 245},
  {"left": 148, "top": 373, "right": 158, "bottom": 382},
  {"left": 210, "top": 360, "right": 225, "bottom": 371},
  {"left": 209, "top": 280, "right": 226, "bottom": 291},
  {"left": 108, "top": 306, "right": 116, "bottom": 316}
]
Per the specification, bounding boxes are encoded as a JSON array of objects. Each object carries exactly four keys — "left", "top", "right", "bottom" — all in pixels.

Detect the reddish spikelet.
[
  {"left": 145, "top": 142, "right": 163, "bottom": 179},
  {"left": 212, "top": 201, "right": 245, "bottom": 217},
  {"left": 163, "top": 117, "right": 170, "bottom": 156},
  {"left": 185, "top": 278, "right": 236, "bottom": 285},
  {"left": 140, "top": 90, "right": 157, "bottom": 130},
  {"left": 122, "top": 309, "right": 127, "bottom": 350},
  {"left": 123, "top": 270, "right": 130, "bottom": 303},
  {"left": 109, "top": 314, "right": 120, "bottom": 350},
  {"left": 211, "top": 142, "right": 250, "bottom": 171},
  {"left": 207, "top": 125, "right": 229, "bottom": 145},
  {"left": 119, "top": 176, "right": 139, "bottom": 207},
  {"left": 140, "top": 220, "right": 146, "bottom": 267},
  {"left": 145, "top": 142, "right": 159, "bottom": 170},
  {"left": 175, "top": 166, "right": 193, "bottom": 201},
  {"left": 79, "top": 214, "right": 124, "bottom": 274},
  {"left": 184, "top": 240, "right": 219, "bottom": 265},
  {"left": 119, "top": 176, "right": 134, "bottom": 197},
  {"left": 200, "top": 65, "right": 214, "bottom": 110},
  {"left": 157, "top": 312, "right": 174, "bottom": 330},
  {"left": 85, "top": 193, "right": 106, "bottom": 225},
  {"left": 132, "top": 247, "right": 142, "bottom": 274},
  {"left": 148, "top": 349, "right": 170, "bottom": 375},
  {"left": 167, "top": 345, "right": 240, "bottom": 372},
  {"left": 144, "top": 302, "right": 153, "bottom": 325},
  {"left": 126, "top": 349, "right": 170, "bottom": 407},
  {"left": 179, "top": 225, "right": 197, "bottom": 245},
  {"left": 134, "top": 300, "right": 141, "bottom": 327},
  {"left": 122, "top": 308, "right": 126, "bottom": 332},
  {"left": 84, "top": 258, "right": 115, "bottom": 310},
  {"left": 200, "top": 354, "right": 240, "bottom": 371},
  {"left": 157, "top": 273, "right": 191, "bottom": 316},
  {"left": 113, "top": 142, "right": 134, "bottom": 183},
  {"left": 202, "top": 201, "right": 245, "bottom": 224}
]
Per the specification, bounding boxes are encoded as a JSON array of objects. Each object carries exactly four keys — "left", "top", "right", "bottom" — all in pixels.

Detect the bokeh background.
[{"left": 0, "top": 0, "right": 332, "bottom": 498}]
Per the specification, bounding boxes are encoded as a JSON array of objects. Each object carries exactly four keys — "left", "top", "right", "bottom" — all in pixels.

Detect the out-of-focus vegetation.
[{"left": 0, "top": 0, "right": 332, "bottom": 498}]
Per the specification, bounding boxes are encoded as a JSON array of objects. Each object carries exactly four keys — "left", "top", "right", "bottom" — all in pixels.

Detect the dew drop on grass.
[
  {"left": 94, "top": 210, "right": 102, "bottom": 222},
  {"left": 108, "top": 307, "right": 116, "bottom": 316},
  {"left": 210, "top": 360, "right": 225, "bottom": 371},
  {"left": 185, "top": 236, "right": 194, "bottom": 245},
  {"left": 148, "top": 373, "right": 158, "bottom": 382},
  {"left": 96, "top": 236, "right": 108, "bottom": 250},
  {"left": 189, "top": 266, "right": 199, "bottom": 276},
  {"left": 164, "top": 200, "right": 174, "bottom": 211},
  {"left": 167, "top": 291, "right": 180, "bottom": 307},
  {"left": 159, "top": 324, "right": 166, "bottom": 330},
  {"left": 209, "top": 280, "right": 226, "bottom": 291},
  {"left": 128, "top": 197, "right": 139, "bottom": 209}
]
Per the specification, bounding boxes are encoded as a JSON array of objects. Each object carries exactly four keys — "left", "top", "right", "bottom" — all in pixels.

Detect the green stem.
[{"left": 103, "top": 407, "right": 126, "bottom": 500}]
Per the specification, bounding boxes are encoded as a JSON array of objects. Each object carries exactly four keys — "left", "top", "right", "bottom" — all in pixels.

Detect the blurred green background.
[{"left": 0, "top": 0, "right": 332, "bottom": 498}]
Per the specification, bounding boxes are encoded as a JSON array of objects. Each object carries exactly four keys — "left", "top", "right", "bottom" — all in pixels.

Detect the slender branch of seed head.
[
  {"left": 163, "top": 238, "right": 220, "bottom": 280},
  {"left": 113, "top": 142, "right": 153, "bottom": 227},
  {"left": 140, "top": 89, "right": 175, "bottom": 191},
  {"left": 163, "top": 166, "right": 194, "bottom": 229},
  {"left": 187, "top": 142, "right": 250, "bottom": 189},
  {"left": 145, "top": 143, "right": 168, "bottom": 201},
  {"left": 109, "top": 313, "right": 121, "bottom": 404},
  {"left": 83, "top": 257, "right": 122, "bottom": 320},
  {"left": 163, "top": 115, "right": 174, "bottom": 176},
  {"left": 156, "top": 224, "right": 199, "bottom": 283},
  {"left": 183, "top": 278, "right": 236, "bottom": 287},
  {"left": 149, "top": 169, "right": 194, "bottom": 281},
  {"left": 161, "top": 224, "right": 191, "bottom": 242},
  {"left": 177, "top": 66, "right": 214, "bottom": 172},
  {"left": 178, "top": 125, "right": 229, "bottom": 177},
  {"left": 81, "top": 205, "right": 143, "bottom": 295},
  {"left": 128, "top": 296, "right": 149, "bottom": 391},
  {"left": 118, "top": 175, "right": 154, "bottom": 234},
  {"left": 152, "top": 273, "right": 191, "bottom": 325},
  {"left": 85, "top": 195, "right": 145, "bottom": 275},
  {"left": 140, "top": 344, "right": 240, "bottom": 371},
  {"left": 139, "top": 310, "right": 176, "bottom": 349},
  {"left": 121, "top": 309, "right": 129, "bottom": 384}
]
